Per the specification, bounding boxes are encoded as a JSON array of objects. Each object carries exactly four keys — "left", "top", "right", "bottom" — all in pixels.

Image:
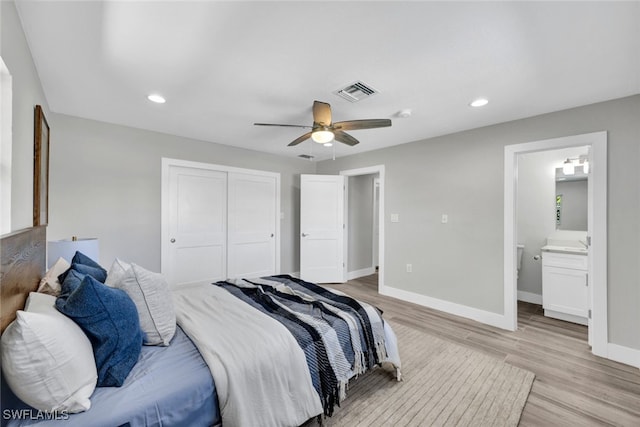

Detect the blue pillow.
[
  {"left": 58, "top": 268, "right": 86, "bottom": 299},
  {"left": 58, "top": 251, "right": 107, "bottom": 283},
  {"left": 56, "top": 275, "right": 142, "bottom": 387}
]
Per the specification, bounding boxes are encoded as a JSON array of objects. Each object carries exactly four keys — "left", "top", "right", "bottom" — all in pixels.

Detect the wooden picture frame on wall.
[{"left": 33, "top": 105, "right": 49, "bottom": 226}]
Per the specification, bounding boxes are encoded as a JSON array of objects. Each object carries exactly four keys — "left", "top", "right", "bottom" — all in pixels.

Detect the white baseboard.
[
  {"left": 380, "top": 285, "right": 640, "bottom": 370},
  {"left": 347, "top": 267, "right": 376, "bottom": 280},
  {"left": 544, "top": 309, "right": 588, "bottom": 326},
  {"left": 607, "top": 343, "right": 640, "bottom": 369},
  {"left": 517, "top": 291, "right": 542, "bottom": 305},
  {"left": 379, "top": 284, "right": 511, "bottom": 330}
]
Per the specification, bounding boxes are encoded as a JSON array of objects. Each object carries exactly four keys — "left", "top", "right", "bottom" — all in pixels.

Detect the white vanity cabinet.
[{"left": 541, "top": 251, "right": 588, "bottom": 325}]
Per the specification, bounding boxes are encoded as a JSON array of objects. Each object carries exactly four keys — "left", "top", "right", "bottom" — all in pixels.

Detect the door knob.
[
  {"left": 170, "top": 238, "right": 176, "bottom": 243},
  {"left": 270, "top": 233, "right": 274, "bottom": 238},
  {"left": 301, "top": 233, "right": 309, "bottom": 237}
]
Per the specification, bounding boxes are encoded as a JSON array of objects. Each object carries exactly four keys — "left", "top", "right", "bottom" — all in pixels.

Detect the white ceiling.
[{"left": 15, "top": 1, "right": 640, "bottom": 161}]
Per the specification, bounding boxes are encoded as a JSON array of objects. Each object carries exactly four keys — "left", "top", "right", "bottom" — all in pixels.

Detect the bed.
[{"left": 0, "top": 227, "right": 401, "bottom": 427}]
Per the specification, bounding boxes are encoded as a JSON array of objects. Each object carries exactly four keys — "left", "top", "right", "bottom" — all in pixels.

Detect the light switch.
[
  {"left": 390, "top": 214, "right": 399, "bottom": 223},
  {"left": 441, "top": 214, "right": 448, "bottom": 224}
]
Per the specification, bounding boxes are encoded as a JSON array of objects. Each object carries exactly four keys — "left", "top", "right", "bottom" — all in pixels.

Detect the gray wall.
[
  {"left": 47, "top": 113, "right": 315, "bottom": 273},
  {"left": 317, "top": 95, "right": 640, "bottom": 351},
  {"left": 348, "top": 174, "right": 375, "bottom": 273},
  {"left": 516, "top": 151, "right": 556, "bottom": 297},
  {"left": 1, "top": 0, "right": 51, "bottom": 231}
]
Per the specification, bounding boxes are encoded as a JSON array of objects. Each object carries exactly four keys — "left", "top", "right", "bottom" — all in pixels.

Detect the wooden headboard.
[{"left": 0, "top": 226, "right": 46, "bottom": 332}]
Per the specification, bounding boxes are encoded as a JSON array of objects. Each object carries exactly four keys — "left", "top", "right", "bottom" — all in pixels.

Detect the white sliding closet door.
[
  {"left": 227, "top": 172, "right": 277, "bottom": 278},
  {"left": 162, "top": 159, "right": 280, "bottom": 287},
  {"left": 164, "top": 165, "right": 227, "bottom": 286}
]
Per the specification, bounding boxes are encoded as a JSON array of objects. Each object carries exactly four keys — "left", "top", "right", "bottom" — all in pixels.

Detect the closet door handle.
[
  {"left": 170, "top": 238, "right": 176, "bottom": 243},
  {"left": 301, "top": 233, "right": 309, "bottom": 237},
  {"left": 270, "top": 233, "right": 274, "bottom": 238}
]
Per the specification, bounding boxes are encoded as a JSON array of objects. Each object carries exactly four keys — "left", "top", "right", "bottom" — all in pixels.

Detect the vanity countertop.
[{"left": 541, "top": 244, "right": 588, "bottom": 255}]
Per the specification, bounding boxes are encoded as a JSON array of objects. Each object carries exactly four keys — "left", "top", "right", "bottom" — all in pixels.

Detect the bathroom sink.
[{"left": 541, "top": 245, "right": 588, "bottom": 255}]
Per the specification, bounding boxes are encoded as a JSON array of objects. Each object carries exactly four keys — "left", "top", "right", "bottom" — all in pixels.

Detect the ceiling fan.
[{"left": 254, "top": 101, "right": 392, "bottom": 147}]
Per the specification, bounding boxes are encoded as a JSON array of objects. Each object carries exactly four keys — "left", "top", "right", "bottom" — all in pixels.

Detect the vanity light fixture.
[
  {"left": 562, "top": 158, "right": 575, "bottom": 175},
  {"left": 147, "top": 94, "right": 166, "bottom": 104},
  {"left": 470, "top": 98, "right": 489, "bottom": 107},
  {"left": 578, "top": 155, "right": 590, "bottom": 174}
]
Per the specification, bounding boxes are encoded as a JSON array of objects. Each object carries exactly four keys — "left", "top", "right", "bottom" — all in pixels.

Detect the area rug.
[{"left": 323, "top": 322, "right": 535, "bottom": 426}]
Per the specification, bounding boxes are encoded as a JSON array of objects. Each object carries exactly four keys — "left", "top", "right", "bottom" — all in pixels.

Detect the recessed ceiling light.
[
  {"left": 470, "top": 98, "right": 489, "bottom": 107},
  {"left": 397, "top": 109, "right": 412, "bottom": 118},
  {"left": 147, "top": 94, "right": 166, "bottom": 104}
]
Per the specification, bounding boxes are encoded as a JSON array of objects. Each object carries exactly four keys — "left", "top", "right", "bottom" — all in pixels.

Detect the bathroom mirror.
[{"left": 555, "top": 166, "right": 587, "bottom": 230}]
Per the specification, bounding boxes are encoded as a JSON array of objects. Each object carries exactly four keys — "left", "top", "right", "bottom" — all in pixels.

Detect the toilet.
[{"left": 517, "top": 244, "right": 525, "bottom": 278}]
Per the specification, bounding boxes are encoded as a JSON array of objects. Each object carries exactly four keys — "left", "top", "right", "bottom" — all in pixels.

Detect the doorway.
[
  {"left": 517, "top": 147, "right": 590, "bottom": 340},
  {"left": 340, "top": 165, "right": 385, "bottom": 293},
  {"left": 504, "top": 131, "right": 607, "bottom": 358}
]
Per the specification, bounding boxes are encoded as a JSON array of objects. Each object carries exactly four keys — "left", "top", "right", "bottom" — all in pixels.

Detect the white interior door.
[
  {"left": 164, "top": 165, "right": 227, "bottom": 286},
  {"left": 228, "top": 172, "right": 277, "bottom": 278},
  {"left": 300, "top": 174, "right": 346, "bottom": 283}
]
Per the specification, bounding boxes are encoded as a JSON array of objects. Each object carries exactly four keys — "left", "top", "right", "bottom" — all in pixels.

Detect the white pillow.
[
  {"left": 105, "top": 258, "right": 131, "bottom": 287},
  {"left": 110, "top": 263, "right": 176, "bottom": 346},
  {"left": 36, "top": 257, "right": 71, "bottom": 296},
  {"left": 1, "top": 293, "right": 97, "bottom": 413}
]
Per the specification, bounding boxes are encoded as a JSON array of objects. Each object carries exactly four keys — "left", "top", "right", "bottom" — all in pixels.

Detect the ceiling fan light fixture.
[
  {"left": 311, "top": 130, "right": 334, "bottom": 144},
  {"left": 323, "top": 142, "right": 333, "bottom": 147}
]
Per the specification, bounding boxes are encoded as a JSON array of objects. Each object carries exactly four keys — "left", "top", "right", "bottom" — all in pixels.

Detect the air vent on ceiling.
[
  {"left": 298, "top": 154, "right": 315, "bottom": 160},
  {"left": 333, "top": 81, "right": 379, "bottom": 103}
]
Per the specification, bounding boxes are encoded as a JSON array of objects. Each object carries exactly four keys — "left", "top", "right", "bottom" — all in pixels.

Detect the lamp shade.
[{"left": 48, "top": 238, "right": 99, "bottom": 269}]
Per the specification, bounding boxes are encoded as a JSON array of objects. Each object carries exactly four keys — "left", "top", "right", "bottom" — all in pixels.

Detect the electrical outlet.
[
  {"left": 390, "top": 214, "right": 399, "bottom": 223},
  {"left": 441, "top": 214, "right": 448, "bottom": 224},
  {"left": 406, "top": 263, "right": 412, "bottom": 273}
]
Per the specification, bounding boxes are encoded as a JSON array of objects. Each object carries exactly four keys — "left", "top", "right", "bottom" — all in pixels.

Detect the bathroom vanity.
[{"left": 541, "top": 246, "right": 588, "bottom": 325}]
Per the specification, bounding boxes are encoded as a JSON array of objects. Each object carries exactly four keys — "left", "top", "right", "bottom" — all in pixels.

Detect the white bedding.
[{"left": 172, "top": 283, "right": 323, "bottom": 427}]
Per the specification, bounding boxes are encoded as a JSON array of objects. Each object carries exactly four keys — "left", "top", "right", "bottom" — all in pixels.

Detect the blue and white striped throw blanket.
[{"left": 214, "top": 274, "right": 388, "bottom": 416}]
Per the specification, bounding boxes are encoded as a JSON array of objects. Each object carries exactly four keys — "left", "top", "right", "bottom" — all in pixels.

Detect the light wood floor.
[{"left": 325, "top": 274, "right": 640, "bottom": 426}]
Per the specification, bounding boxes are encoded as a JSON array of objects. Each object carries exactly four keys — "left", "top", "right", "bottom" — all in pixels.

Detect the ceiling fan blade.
[
  {"left": 333, "top": 130, "right": 360, "bottom": 146},
  {"left": 333, "top": 119, "right": 392, "bottom": 131},
  {"left": 254, "top": 123, "right": 312, "bottom": 129},
  {"left": 312, "top": 101, "right": 332, "bottom": 126},
  {"left": 288, "top": 132, "right": 312, "bottom": 146}
]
